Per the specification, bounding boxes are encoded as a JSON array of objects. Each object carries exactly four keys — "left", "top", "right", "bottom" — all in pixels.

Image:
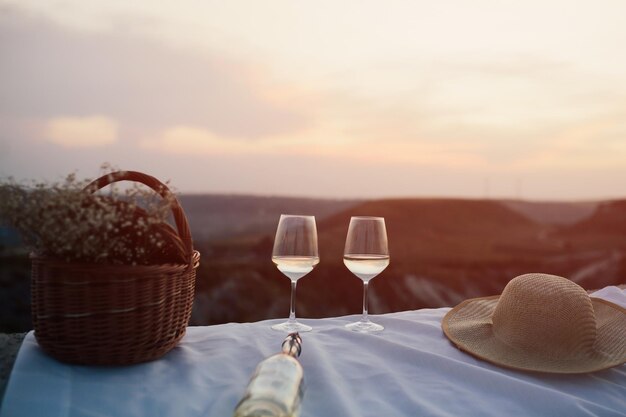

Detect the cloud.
[
  {"left": 140, "top": 125, "right": 327, "bottom": 157},
  {"left": 0, "top": 7, "right": 311, "bottom": 139},
  {"left": 43, "top": 115, "right": 118, "bottom": 147},
  {"left": 140, "top": 126, "right": 249, "bottom": 155},
  {"left": 140, "top": 123, "right": 484, "bottom": 170}
]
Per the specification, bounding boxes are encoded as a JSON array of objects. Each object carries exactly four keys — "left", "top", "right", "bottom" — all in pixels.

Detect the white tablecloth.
[{"left": 1, "top": 286, "right": 625, "bottom": 417}]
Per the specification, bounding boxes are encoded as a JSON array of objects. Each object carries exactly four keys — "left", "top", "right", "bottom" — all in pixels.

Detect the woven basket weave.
[{"left": 31, "top": 171, "right": 200, "bottom": 365}]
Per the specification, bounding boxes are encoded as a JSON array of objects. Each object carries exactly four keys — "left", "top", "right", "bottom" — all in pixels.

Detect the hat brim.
[{"left": 442, "top": 296, "right": 626, "bottom": 374}]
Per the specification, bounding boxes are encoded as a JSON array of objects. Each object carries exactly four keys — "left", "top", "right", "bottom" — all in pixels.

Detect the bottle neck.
[{"left": 281, "top": 333, "right": 302, "bottom": 358}]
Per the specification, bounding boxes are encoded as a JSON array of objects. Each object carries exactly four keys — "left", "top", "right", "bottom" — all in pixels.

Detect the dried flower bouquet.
[{"left": 0, "top": 170, "right": 186, "bottom": 265}]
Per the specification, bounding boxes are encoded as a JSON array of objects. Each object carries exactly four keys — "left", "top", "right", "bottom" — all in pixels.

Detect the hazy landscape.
[{"left": 1, "top": 195, "right": 624, "bottom": 332}]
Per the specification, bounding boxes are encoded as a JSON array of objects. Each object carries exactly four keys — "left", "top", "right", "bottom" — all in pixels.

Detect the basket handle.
[{"left": 83, "top": 171, "right": 193, "bottom": 260}]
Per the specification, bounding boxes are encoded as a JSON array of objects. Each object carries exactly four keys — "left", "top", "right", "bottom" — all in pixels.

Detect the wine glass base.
[
  {"left": 345, "top": 320, "right": 384, "bottom": 333},
  {"left": 271, "top": 320, "right": 312, "bottom": 332}
]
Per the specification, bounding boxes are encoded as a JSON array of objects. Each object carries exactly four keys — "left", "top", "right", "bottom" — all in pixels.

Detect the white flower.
[{"left": 0, "top": 168, "right": 183, "bottom": 265}]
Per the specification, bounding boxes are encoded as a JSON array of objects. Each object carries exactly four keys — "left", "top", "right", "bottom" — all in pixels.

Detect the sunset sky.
[{"left": 1, "top": 1, "right": 625, "bottom": 200}]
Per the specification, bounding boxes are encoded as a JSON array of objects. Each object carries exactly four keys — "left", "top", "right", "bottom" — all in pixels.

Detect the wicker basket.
[{"left": 31, "top": 171, "right": 200, "bottom": 365}]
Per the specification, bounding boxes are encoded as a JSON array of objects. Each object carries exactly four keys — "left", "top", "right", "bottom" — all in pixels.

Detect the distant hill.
[
  {"left": 317, "top": 198, "right": 540, "bottom": 264},
  {"left": 299, "top": 199, "right": 558, "bottom": 316},
  {"left": 503, "top": 200, "right": 597, "bottom": 225},
  {"left": 2, "top": 195, "right": 625, "bottom": 331},
  {"left": 191, "top": 197, "right": 626, "bottom": 326},
  {"left": 562, "top": 199, "right": 626, "bottom": 235},
  {"left": 178, "top": 194, "right": 361, "bottom": 241}
]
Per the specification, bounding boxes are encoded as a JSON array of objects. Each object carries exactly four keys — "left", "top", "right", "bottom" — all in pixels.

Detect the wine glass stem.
[
  {"left": 362, "top": 281, "right": 369, "bottom": 322},
  {"left": 289, "top": 280, "right": 297, "bottom": 322}
]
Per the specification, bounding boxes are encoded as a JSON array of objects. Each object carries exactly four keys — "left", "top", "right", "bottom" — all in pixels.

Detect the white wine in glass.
[
  {"left": 344, "top": 216, "right": 389, "bottom": 332},
  {"left": 271, "top": 215, "right": 319, "bottom": 332}
]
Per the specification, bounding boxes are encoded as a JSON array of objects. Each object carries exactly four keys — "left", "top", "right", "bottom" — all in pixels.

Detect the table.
[{"left": 1, "top": 286, "right": 625, "bottom": 417}]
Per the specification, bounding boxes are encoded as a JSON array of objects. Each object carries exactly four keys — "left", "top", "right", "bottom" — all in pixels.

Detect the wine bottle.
[{"left": 233, "top": 333, "right": 304, "bottom": 417}]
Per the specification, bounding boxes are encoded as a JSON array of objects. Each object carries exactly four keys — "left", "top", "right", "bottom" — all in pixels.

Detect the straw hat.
[{"left": 442, "top": 273, "right": 626, "bottom": 373}]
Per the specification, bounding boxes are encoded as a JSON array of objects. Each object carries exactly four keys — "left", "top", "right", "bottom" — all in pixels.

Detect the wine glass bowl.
[
  {"left": 344, "top": 216, "right": 389, "bottom": 332},
  {"left": 273, "top": 256, "right": 318, "bottom": 281},
  {"left": 343, "top": 254, "right": 389, "bottom": 282},
  {"left": 271, "top": 215, "right": 319, "bottom": 332}
]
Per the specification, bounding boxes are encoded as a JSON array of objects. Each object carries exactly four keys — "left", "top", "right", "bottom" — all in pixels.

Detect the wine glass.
[
  {"left": 344, "top": 216, "right": 389, "bottom": 332},
  {"left": 271, "top": 215, "right": 319, "bottom": 332}
]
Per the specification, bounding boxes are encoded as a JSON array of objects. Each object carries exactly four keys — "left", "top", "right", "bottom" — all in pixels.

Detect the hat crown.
[{"left": 491, "top": 273, "right": 597, "bottom": 357}]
